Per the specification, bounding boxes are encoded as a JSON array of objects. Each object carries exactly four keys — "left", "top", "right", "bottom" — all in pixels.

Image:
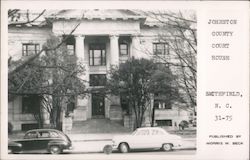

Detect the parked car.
[
  {"left": 8, "top": 129, "right": 73, "bottom": 154},
  {"left": 112, "top": 127, "right": 182, "bottom": 153}
]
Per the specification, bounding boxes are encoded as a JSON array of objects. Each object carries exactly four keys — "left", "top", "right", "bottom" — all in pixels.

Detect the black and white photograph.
[{"left": 7, "top": 9, "right": 197, "bottom": 155}]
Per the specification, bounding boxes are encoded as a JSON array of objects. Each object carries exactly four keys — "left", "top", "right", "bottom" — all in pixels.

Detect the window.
[
  {"left": 66, "top": 96, "right": 75, "bottom": 117},
  {"left": 24, "top": 131, "right": 39, "bottom": 139},
  {"left": 22, "top": 95, "right": 41, "bottom": 114},
  {"left": 89, "top": 74, "right": 106, "bottom": 86},
  {"left": 63, "top": 35, "right": 75, "bottom": 55},
  {"left": 154, "top": 101, "right": 172, "bottom": 109},
  {"left": 50, "top": 131, "right": 59, "bottom": 138},
  {"left": 22, "top": 43, "right": 40, "bottom": 56},
  {"left": 67, "top": 44, "right": 75, "bottom": 55},
  {"left": 135, "top": 129, "right": 149, "bottom": 136},
  {"left": 89, "top": 44, "right": 106, "bottom": 66},
  {"left": 119, "top": 43, "right": 129, "bottom": 55},
  {"left": 21, "top": 123, "right": 39, "bottom": 131},
  {"left": 153, "top": 43, "right": 169, "bottom": 55},
  {"left": 156, "top": 120, "right": 172, "bottom": 126},
  {"left": 151, "top": 129, "right": 165, "bottom": 135},
  {"left": 39, "top": 131, "right": 50, "bottom": 138}
]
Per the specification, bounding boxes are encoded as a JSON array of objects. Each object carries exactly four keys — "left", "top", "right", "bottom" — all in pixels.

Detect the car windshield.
[
  {"left": 58, "top": 131, "right": 71, "bottom": 142},
  {"left": 131, "top": 129, "right": 138, "bottom": 135}
]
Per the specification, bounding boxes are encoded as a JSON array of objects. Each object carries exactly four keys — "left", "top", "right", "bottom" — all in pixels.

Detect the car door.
[
  {"left": 150, "top": 129, "right": 166, "bottom": 148},
  {"left": 21, "top": 131, "right": 40, "bottom": 152},
  {"left": 37, "top": 131, "right": 51, "bottom": 151},
  {"left": 131, "top": 129, "right": 152, "bottom": 149}
]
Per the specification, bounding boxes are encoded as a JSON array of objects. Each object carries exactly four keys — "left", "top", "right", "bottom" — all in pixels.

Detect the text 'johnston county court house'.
[{"left": 8, "top": 10, "right": 196, "bottom": 132}]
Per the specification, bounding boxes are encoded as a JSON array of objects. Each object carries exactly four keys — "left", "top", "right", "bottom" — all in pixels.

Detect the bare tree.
[
  {"left": 8, "top": 10, "right": 86, "bottom": 129},
  {"left": 142, "top": 10, "right": 197, "bottom": 111}
]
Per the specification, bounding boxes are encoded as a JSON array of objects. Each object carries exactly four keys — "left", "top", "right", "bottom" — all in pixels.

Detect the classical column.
[
  {"left": 131, "top": 35, "right": 141, "bottom": 58},
  {"left": 74, "top": 35, "right": 88, "bottom": 121},
  {"left": 109, "top": 35, "right": 119, "bottom": 66},
  {"left": 109, "top": 35, "right": 122, "bottom": 120},
  {"left": 75, "top": 35, "right": 85, "bottom": 61},
  {"left": 74, "top": 35, "right": 89, "bottom": 84}
]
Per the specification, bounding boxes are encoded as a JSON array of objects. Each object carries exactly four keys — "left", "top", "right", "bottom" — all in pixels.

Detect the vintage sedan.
[
  {"left": 112, "top": 127, "right": 182, "bottom": 153},
  {"left": 8, "top": 129, "right": 73, "bottom": 154}
]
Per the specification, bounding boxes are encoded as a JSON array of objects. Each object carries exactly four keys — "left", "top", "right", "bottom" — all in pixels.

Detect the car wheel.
[
  {"left": 162, "top": 143, "right": 173, "bottom": 151},
  {"left": 119, "top": 143, "right": 129, "bottom": 153},
  {"left": 49, "top": 145, "right": 62, "bottom": 154}
]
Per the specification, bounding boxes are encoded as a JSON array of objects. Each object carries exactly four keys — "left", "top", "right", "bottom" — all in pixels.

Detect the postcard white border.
[{"left": 1, "top": 1, "right": 249, "bottom": 160}]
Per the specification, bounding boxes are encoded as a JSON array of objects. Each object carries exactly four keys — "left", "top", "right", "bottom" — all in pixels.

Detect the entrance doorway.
[{"left": 92, "top": 93, "right": 105, "bottom": 118}]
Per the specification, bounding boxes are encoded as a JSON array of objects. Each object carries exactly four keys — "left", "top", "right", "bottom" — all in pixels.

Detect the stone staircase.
[{"left": 71, "top": 119, "right": 131, "bottom": 134}]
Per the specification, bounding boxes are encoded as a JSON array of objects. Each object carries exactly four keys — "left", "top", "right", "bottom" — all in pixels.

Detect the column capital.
[
  {"left": 74, "top": 34, "right": 85, "bottom": 39},
  {"left": 109, "top": 34, "right": 119, "bottom": 39}
]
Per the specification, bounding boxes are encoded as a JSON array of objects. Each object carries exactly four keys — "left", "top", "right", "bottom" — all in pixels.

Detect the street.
[
  {"left": 63, "top": 139, "right": 196, "bottom": 154},
  {"left": 63, "top": 149, "right": 196, "bottom": 155}
]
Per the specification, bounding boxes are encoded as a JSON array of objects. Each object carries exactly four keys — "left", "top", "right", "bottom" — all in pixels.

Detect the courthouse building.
[{"left": 8, "top": 10, "right": 195, "bottom": 131}]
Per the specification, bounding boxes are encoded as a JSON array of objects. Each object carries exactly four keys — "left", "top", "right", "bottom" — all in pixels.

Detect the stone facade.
[{"left": 8, "top": 10, "right": 195, "bottom": 131}]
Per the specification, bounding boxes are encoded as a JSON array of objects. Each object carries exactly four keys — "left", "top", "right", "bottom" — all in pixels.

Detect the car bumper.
[{"left": 112, "top": 144, "right": 118, "bottom": 149}]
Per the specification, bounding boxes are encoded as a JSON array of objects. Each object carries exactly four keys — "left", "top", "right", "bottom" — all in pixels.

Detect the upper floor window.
[
  {"left": 89, "top": 74, "right": 106, "bottom": 86},
  {"left": 89, "top": 44, "right": 106, "bottom": 66},
  {"left": 153, "top": 43, "right": 169, "bottom": 55},
  {"left": 22, "top": 43, "right": 40, "bottom": 56},
  {"left": 67, "top": 44, "right": 75, "bottom": 55},
  {"left": 64, "top": 35, "right": 75, "bottom": 55},
  {"left": 154, "top": 101, "right": 172, "bottom": 109},
  {"left": 119, "top": 43, "right": 129, "bottom": 55}
]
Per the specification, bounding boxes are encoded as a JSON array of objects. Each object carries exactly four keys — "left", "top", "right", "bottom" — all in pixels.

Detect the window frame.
[
  {"left": 89, "top": 43, "right": 106, "bottom": 66},
  {"left": 66, "top": 44, "right": 75, "bottom": 55},
  {"left": 22, "top": 43, "right": 40, "bottom": 56},
  {"left": 156, "top": 119, "right": 173, "bottom": 127},
  {"left": 119, "top": 43, "right": 129, "bottom": 55},
  {"left": 22, "top": 95, "right": 41, "bottom": 114},
  {"left": 24, "top": 131, "right": 39, "bottom": 139},
  {"left": 154, "top": 101, "right": 172, "bottom": 109},
  {"left": 153, "top": 43, "right": 169, "bottom": 55},
  {"left": 89, "top": 74, "right": 107, "bottom": 86}
]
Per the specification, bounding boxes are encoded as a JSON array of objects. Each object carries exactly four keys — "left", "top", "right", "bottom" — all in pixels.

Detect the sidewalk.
[{"left": 68, "top": 133, "right": 129, "bottom": 142}]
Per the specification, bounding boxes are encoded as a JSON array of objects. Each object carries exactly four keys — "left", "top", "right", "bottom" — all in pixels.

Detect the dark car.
[{"left": 8, "top": 129, "right": 73, "bottom": 154}]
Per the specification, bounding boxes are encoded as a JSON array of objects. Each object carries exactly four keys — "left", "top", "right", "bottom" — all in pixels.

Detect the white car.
[{"left": 112, "top": 127, "right": 182, "bottom": 153}]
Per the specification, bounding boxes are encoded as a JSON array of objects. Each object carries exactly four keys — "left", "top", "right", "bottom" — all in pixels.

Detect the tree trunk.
[{"left": 151, "top": 107, "right": 155, "bottom": 127}]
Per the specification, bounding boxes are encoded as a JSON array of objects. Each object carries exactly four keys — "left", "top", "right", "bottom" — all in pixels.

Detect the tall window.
[
  {"left": 22, "top": 95, "right": 41, "bottom": 114},
  {"left": 89, "top": 74, "right": 106, "bottom": 86},
  {"left": 153, "top": 43, "right": 169, "bottom": 55},
  {"left": 89, "top": 44, "right": 106, "bottom": 66},
  {"left": 22, "top": 43, "right": 40, "bottom": 56},
  {"left": 64, "top": 35, "right": 75, "bottom": 55},
  {"left": 119, "top": 43, "right": 129, "bottom": 55},
  {"left": 67, "top": 44, "right": 75, "bottom": 55}
]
